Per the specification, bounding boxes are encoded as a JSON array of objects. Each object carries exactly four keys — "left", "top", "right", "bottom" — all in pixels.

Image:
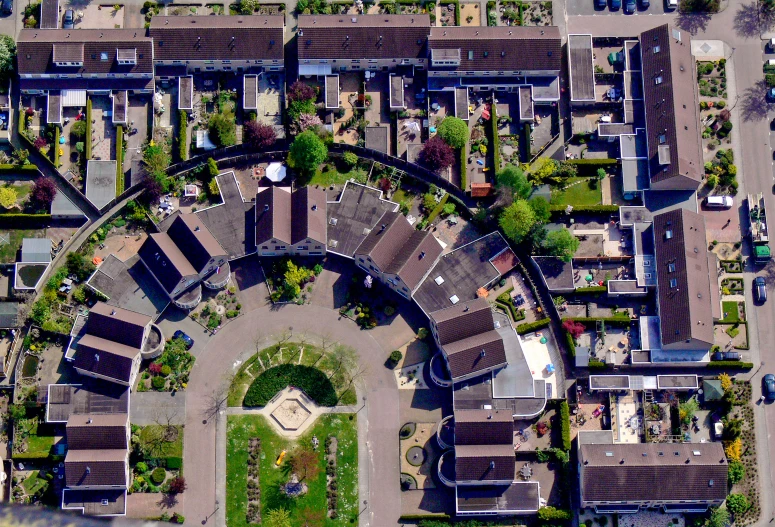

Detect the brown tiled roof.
[
  {"left": 298, "top": 15, "right": 430, "bottom": 60},
  {"left": 443, "top": 329, "right": 507, "bottom": 379},
  {"left": 65, "top": 449, "right": 127, "bottom": 487},
  {"left": 138, "top": 233, "right": 197, "bottom": 294},
  {"left": 653, "top": 209, "right": 714, "bottom": 348},
  {"left": 150, "top": 16, "right": 284, "bottom": 62},
  {"left": 73, "top": 335, "right": 138, "bottom": 383},
  {"left": 18, "top": 29, "right": 154, "bottom": 76},
  {"left": 455, "top": 444, "right": 515, "bottom": 482},
  {"left": 490, "top": 248, "right": 519, "bottom": 275},
  {"left": 86, "top": 302, "right": 150, "bottom": 349},
  {"left": 429, "top": 26, "right": 561, "bottom": 72},
  {"left": 384, "top": 230, "right": 443, "bottom": 291},
  {"left": 639, "top": 25, "right": 703, "bottom": 190},
  {"left": 166, "top": 213, "right": 226, "bottom": 274},
  {"left": 255, "top": 186, "right": 292, "bottom": 246},
  {"left": 429, "top": 298, "right": 493, "bottom": 345},
  {"left": 470, "top": 183, "right": 493, "bottom": 197},
  {"left": 291, "top": 186, "right": 327, "bottom": 245},
  {"left": 579, "top": 443, "right": 728, "bottom": 503},
  {"left": 66, "top": 413, "right": 128, "bottom": 450},
  {"left": 455, "top": 409, "right": 513, "bottom": 446},
  {"left": 354, "top": 211, "right": 414, "bottom": 270}
]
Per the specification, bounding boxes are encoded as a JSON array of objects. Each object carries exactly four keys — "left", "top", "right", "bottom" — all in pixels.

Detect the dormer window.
[
  {"left": 100, "top": 52, "right": 109, "bottom": 61},
  {"left": 116, "top": 48, "right": 137, "bottom": 65}
]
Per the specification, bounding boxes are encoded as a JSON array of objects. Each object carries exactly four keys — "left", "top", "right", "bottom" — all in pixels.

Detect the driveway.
[
  {"left": 130, "top": 391, "right": 186, "bottom": 426},
  {"left": 229, "top": 257, "right": 269, "bottom": 313},
  {"left": 182, "top": 304, "right": 401, "bottom": 527},
  {"left": 155, "top": 305, "right": 212, "bottom": 359}
]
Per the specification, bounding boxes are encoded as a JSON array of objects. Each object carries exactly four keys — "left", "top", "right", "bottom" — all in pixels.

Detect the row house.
[{"left": 255, "top": 186, "right": 328, "bottom": 257}]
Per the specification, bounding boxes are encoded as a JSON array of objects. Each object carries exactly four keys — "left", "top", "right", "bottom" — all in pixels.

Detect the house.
[
  {"left": 579, "top": 442, "right": 728, "bottom": 513},
  {"left": 149, "top": 16, "right": 284, "bottom": 76},
  {"left": 639, "top": 25, "right": 703, "bottom": 191},
  {"left": 138, "top": 213, "right": 229, "bottom": 309},
  {"left": 255, "top": 186, "right": 327, "bottom": 257},
  {"left": 297, "top": 14, "right": 431, "bottom": 75},
  {"left": 17, "top": 29, "right": 155, "bottom": 96},
  {"left": 71, "top": 302, "right": 153, "bottom": 387},
  {"left": 353, "top": 211, "right": 443, "bottom": 299}
]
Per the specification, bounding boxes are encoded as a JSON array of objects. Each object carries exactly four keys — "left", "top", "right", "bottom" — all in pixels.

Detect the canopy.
[{"left": 266, "top": 162, "right": 287, "bottom": 183}]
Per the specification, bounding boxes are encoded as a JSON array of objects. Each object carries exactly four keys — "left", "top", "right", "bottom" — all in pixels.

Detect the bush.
[
  {"left": 85, "top": 99, "right": 92, "bottom": 160},
  {"left": 71, "top": 120, "right": 87, "bottom": 138},
  {"left": 516, "top": 318, "right": 550, "bottom": 335},
  {"left": 559, "top": 400, "right": 571, "bottom": 451},
  {"left": 152, "top": 376, "right": 166, "bottom": 390},
  {"left": 726, "top": 493, "right": 749, "bottom": 516},
  {"left": 342, "top": 151, "right": 358, "bottom": 168},
  {"left": 436, "top": 117, "right": 468, "bottom": 149},
  {"left": 172, "top": 513, "right": 185, "bottom": 524},
  {"left": 390, "top": 350, "right": 403, "bottom": 363},
  {"left": 160, "top": 365, "right": 172, "bottom": 377},
  {"left": 208, "top": 112, "right": 237, "bottom": 147},
  {"left": 537, "top": 506, "right": 572, "bottom": 522},
  {"left": 243, "top": 120, "right": 277, "bottom": 150},
  {"left": 135, "top": 462, "right": 148, "bottom": 474},
  {"left": 178, "top": 111, "right": 188, "bottom": 161},
  {"left": 115, "top": 126, "right": 125, "bottom": 194},
  {"left": 727, "top": 461, "right": 745, "bottom": 484},
  {"left": 150, "top": 467, "right": 166, "bottom": 485},
  {"left": 243, "top": 364, "right": 338, "bottom": 407}
]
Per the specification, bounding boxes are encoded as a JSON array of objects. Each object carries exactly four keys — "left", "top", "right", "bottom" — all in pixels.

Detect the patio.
[{"left": 611, "top": 393, "right": 641, "bottom": 444}]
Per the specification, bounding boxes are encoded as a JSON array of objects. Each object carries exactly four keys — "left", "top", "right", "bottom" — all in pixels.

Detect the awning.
[
  {"left": 299, "top": 64, "right": 332, "bottom": 76},
  {"left": 61, "top": 90, "right": 87, "bottom": 107},
  {"left": 266, "top": 162, "right": 287, "bottom": 182}
]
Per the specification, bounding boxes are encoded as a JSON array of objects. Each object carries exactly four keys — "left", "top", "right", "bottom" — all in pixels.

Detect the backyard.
[
  {"left": 551, "top": 177, "right": 602, "bottom": 207},
  {"left": 226, "top": 414, "right": 358, "bottom": 527}
]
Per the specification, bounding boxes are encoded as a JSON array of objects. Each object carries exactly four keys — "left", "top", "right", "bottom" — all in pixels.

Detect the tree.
[
  {"left": 329, "top": 343, "right": 357, "bottom": 378},
  {"left": 0, "top": 35, "right": 16, "bottom": 75},
  {"left": 289, "top": 130, "right": 327, "bottom": 175},
  {"left": 207, "top": 157, "right": 219, "bottom": 179},
  {"left": 66, "top": 252, "right": 96, "bottom": 282},
  {"left": 596, "top": 167, "right": 606, "bottom": 180},
  {"left": 167, "top": 476, "right": 187, "bottom": 494},
  {"left": 722, "top": 418, "right": 742, "bottom": 440},
  {"left": 727, "top": 461, "right": 745, "bottom": 484},
  {"left": 264, "top": 508, "right": 292, "bottom": 527},
  {"left": 678, "top": 397, "right": 699, "bottom": 425},
  {"left": 436, "top": 116, "right": 468, "bottom": 149},
  {"left": 208, "top": 112, "right": 237, "bottom": 147},
  {"left": 726, "top": 494, "right": 749, "bottom": 516},
  {"left": 289, "top": 448, "right": 320, "bottom": 482},
  {"left": 499, "top": 199, "right": 536, "bottom": 244},
  {"left": 442, "top": 203, "right": 456, "bottom": 216},
  {"left": 707, "top": 506, "right": 731, "bottom": 527},
  {"left": 537, "top": 506, "right": 572, "bottom": 522},
  {"left": 342, "top": 151, "right": 358, "bottom": 168},
  {"left": 143, "top": 143, "right": 171, "bottom": 177},
  {"left": 8, "top": 404, "right": 25, "bottom": 421},
  {"left": 71, "top": 120, "right": 87, "bottom": 138},
  {"left": 562, "top": 319, "right": 585, "bottom": 339},
  {"left": 0, "top": 187, "right": 16, "bottom": 209},
  {"left": 419, "top": 136, "right": 455, "bottom": 171},
  {"left": 543, "top": 228, "right": 580, "bottom": 262},
  {"left": 288, "top": 81, "right": 316, "bottom": 103},
  {"left": 141, "top": 174, "right": 162, "bottom": 204},
  {"left": 496, "top": 164, "right": 531, "bottom": 199},
  {"left": 243, "top": 120, "right": 277, "bottom": 150},
  {"left": 718, "top": 373, "right": 732, "bottom": 392},
  {"left": 239, "top": 0, "right": 258, "bottom": 14},
  {"left": 33, "top": 136, "right": 47, "bottom": 150},
  {"left": 529, "top": 196, "right": 551, "bottom": 224},
  {"left": 31, "top": 177, "right": 57, "bottom": 207},
  {"left": 528, "top": 157, "right": 558, "bottom": 185},
  {"left": 296, "top": 112, "right": 323, "bottom": 132},
  {"left": 724, "top": 438, "right": 742, "bottom": 462}
]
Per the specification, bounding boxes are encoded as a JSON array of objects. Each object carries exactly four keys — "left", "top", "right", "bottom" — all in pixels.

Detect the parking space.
[
  {"left": 124, "top": 96, "right": 151, "bottom": 176},
  {"left": 90, "top": 96, "right": 116, "bottom": 162},
  {"left": 567, "top": 0, "right": 671, "bottom": 16},
  {"left": 63, "top": 3, "right": 124, "bottom": 29}
]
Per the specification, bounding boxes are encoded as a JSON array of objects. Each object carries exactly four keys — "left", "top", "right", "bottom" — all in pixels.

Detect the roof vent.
[
  {"left": 604, "top": 452, "right": 613, "bottom": 457},
  {"left": 463, "top": 305, "right": 469, "bottom": 312},
  {"left": 480, "top": 349, "right": 486, "bottom": 357},
  {"left": 620, "top": 458, "right": 625, "bottom": 464},
  {"left": 111, "top": 310, "right": 116, "bottom": 315},
  {"left": 693, "top": 450, "right": 701, "bottom": 456},
  {"left": 709, "top": 479, "right": 714, "bottom": 486},
  {"left": 87, "top": 418, "right": 92, "bottom": 424},
  {"left": 86, "top": 467, "right": 91, "bottom": 474},
  {"left": 419, "top": 251, "right": 426, "bottom": 259},
  {"left": 312, "top": 204, "right": 318, "bottom": 211},
  {"left": 489, "top": 461, "right": 495, "bottom": 469},
  {"left": 380, "top": 223, "right": 386, "bottom": 232},
  {"left": 501, "top": 51, "right": 505, "bottom": 57},
  {"left": 351, "top": 17, "right": 357, "bottom": 22},
  {"left": 94, "top": 354, "right": 100, "bottom": 362},
  {"left": 264, "top": 204, "right": 270, "bottom": 212},
  {"left": 487, "top": 414, "right": 492, "bottom": 419}
]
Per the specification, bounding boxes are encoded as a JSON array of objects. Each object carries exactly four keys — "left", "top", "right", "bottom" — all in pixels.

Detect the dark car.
[
  {"left": 755, "top": 276, "right": 767, "bottom": 303},
  {"left": 639, "top": 0, "right": 650, "bottom": 7},
  {"left": 611, "top": 0, "right": 621, "bottom": 8},
  {"left": 0, "top": 0, "right": 12, "bottom": 15},
  {"left": 173, "top": 330, "right": 194, "bottom": 350},
  {"left": 596, "top": 0, "right": 607, "bottom": 8},
  {"left": 63, "top": 9, "right": 74, "bottom": 29},
  {"left": 624, "top": 0, "right": 636, "bottom": 12},
  {"left": 712, "top": 351, "right": 741, "bottom": 361},
  {"left": 763, "top": 374, "right": 775, "bottom": 401}
]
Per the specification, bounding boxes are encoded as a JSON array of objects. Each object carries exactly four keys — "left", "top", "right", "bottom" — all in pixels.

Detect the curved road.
[{"left": 182, "top": 304, "right": 400, "bottom": 527}]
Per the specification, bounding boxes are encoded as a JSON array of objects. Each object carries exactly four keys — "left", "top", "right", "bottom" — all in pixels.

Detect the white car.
[{"left": 666, "top": 0, "right": 677, "bottom": 9}]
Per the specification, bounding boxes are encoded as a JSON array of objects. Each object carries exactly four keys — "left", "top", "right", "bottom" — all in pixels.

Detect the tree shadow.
[
  {"left": 157, "top": 493, "right": 179, "bottom": 510},
  {"left": 740, "top": 79, "right": 775, "bottom": 122},
  {"left": 733, "top": 2, "right": 764, "bottom": 38},
  {"left": 675, "top": 10, "right": 712, "bottom": 35}
]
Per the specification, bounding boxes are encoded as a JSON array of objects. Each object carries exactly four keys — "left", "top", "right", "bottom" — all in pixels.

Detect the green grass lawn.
[
  {"left": 228, "top": 343, "right": 356, "bottom": 407},
  {"left": 550, "top": 177, "right": 602, "bottom": 207},
  {"left": 226, "top": 414, "right": 358, "bottom": 527},
  {"left": 0, "top": 229, "right": 45, "bottom": 263},
  {"left": 137, "top": 425, "right": 183, "bottom": 458},
  {"left": 21, "top": 470, "right": 47, "bottom": 495},
  {"left": 722, "top": 300, "right": 740, "bottom": 322},
  {"left": 308, "top": 165, "right": 368, "bottom": 187}
]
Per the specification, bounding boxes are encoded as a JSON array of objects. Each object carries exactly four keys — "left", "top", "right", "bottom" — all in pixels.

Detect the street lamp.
[{"left": 358, "top": 395, "right": 367, "bottom": 413}]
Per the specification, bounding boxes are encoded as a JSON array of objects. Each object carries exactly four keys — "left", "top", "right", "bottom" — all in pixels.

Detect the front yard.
[
  {"left": 137, "top": 338, "right": 195, "bottom": 392},
  {"left": 129, "top": 423, "right": 184, "bottom": 495}
]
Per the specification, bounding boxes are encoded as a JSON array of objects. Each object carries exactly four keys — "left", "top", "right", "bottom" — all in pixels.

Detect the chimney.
[
  {"left": 195, "top": 225, "right": 200, "bottom": 231},
  {"left": 86, "top": 467, "right": 91, "bottom": 474},
  {"left": 480, "top": 349, "right": 486, "bottom": 357},
  {"left": 111, "top": 310, "right": 116, "bottom": 316},
  {"left": 463, "top": 305, "right": 469, "bottom": 312},
  {"left": 487, "top": 414, "right": 492, "bottom": 419},
  {"left": 380, "top": 223, "right": 386, "bottom": 232},
  {"left": 87, "top": 418, "right": 92, "bottom": 424},
  {"left": 312, "top": 204, "right": 318, "bottom": 211},
  {"left": 419, "top": 251, "right": 426, "bottom": 259}
]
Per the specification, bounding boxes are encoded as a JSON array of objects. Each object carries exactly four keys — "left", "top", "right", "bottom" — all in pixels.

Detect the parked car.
[
  {"left": 172, "top": 330, "right": 194, "bottom": 350},
  {"left": 611, "top": 0, "right": 621, "bottom": 9},
  {"left": 763, "top": 374, "right": 775, "bottom": 401},
  {"left": 0, "top": 0, "right": 12, "bottom": 15},
  {"left": 640, "top": 0, "right": 650, "bottom": 8},
  {"left": 769, "top": 87, "right": 775, "bottom": 100},
  {"left": 705, "top": 195, "right": 733, "bottom": 209},
  {"left": 624, "top": 0, "right": 636, "bottom": 13},
  {"left": 596, "top": 0, "right": 607, "bottom": 8},
  {"left": 712, "top": 351, "right": 741, "bottom": 361},
  {"left": 755, "top": 276, "right": 767, "bottom": 303},
  {"left": 63, "top": 9, "right": 74, "bottom": 29},
  {"left": 665, "top": 0, "right": 677, "bottom": 8}
]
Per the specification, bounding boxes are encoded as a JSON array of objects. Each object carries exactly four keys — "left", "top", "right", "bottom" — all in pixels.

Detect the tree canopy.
[
  {"left": 0, "top": 35, "right": 15, "bottom": 76},
  {"left": 436, "top": 117, "right": 468, "bottom": 149},
  {"left": 499, "top": 199, "right": 536, "bottom": 244},
  {"left": 419, "top": 136, "right": 455, "bottom": 171},
  {"left": 529, "top": 196, "right": 551, "bottom": 224},
  {"left": 208, "top": 112, "right": 237, "bottom": 147},
  {"left": 31, "top": 177, "right": 57, "bottom": 207},
  {"left": 496, "top": 164, "right": 531, "bottom": 199},
  {"left": 0, "top": 187, "right": 16, "bottom": 209},
  {"left": 528, "top": 157, "right": 558, "bottom": 185},
  {"left": 542, "top": 227, "right": 579, "bottom": 262},
  {"left": 289, "top": 130, "right": 328, "bottom": 175},
  {"left": 243, "top": 120, "right": 277, "bottom": 150}
]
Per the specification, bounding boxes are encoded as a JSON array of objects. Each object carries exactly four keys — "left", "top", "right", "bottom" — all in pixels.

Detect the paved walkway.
[
  {"left": 130, "top": 391, "right": 187, "bottom": 426},
  {"left": 183, "top": 304, "right": 400, "bottom": 527}
]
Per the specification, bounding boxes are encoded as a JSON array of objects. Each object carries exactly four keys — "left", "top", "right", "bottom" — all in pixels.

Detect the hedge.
[
  {"left": 460, "top": 146, "right": 467, "bottom": 192},
  {"left": 516, "top": 318, "right": 550, "bottom": 335},
  {"left": 706, "top": 361, "right": 754, "bottom": 369},
  {"left": 398, "top": 514, "right": 451, "bottom": 522},
  {"left": 567, "top": 316, "right": 631, "bottom": 327},
  {"left": 178, "top": 110, "right": 188, "bottom": 161},
  {"left": 0, "top": 214, "right": 51, "bottom": 227},
  {"left": 559, "top": 400, "right": 571, "bottom": 451},
  {"left": 588, "top": 359, "right": 608, "bottom": 370},
  {"left": 12, "top": 451, "right": 51, "bottom": 460},
  {"left": 115, "top": 125, "right": 124, "bottom": 196},
  {"left": 491, "top": 100, "right": 501, "bottom": 172},
  {"left": 165, "top": 456, "right": 183, "bottom": 470},
  {"left": 550, "top": 204, "right": 620, "bottom": 213},
  {"left": 54, "top": 126, "right": 60, "bottom": 168},
  {"left": 564, "top": 330, "right": 576, "bottom": 358},
  {"left": 565, "top": 158, "right": 617, "bottom": 166},
  {"left": 85, "top": 98, "right": 93, "bottom": 161},
  {"left": 243, "top": 364, "right": 338, "bottom": 407},
  {"left": 576, "top": 285, "right": 607, "bottom": 293},
  {"left": 496, "top": 299, "right": 525, "bottom": 323},
  {"left": 426, "top": 192, "right": 450, "bottom": 224},
  {"left": 0, "top": 164, "right": 38, "bottom": 173}
]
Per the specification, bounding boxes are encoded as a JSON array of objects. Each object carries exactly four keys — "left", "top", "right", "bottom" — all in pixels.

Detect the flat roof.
[
  {"left": 389, "top": 75, "right": 404, "bottom": 109},
  {"left": 455, "top": 86, "right": 468, "bottom": 120},
  {"left": 365, "top": 126, "right": 388, "bottom": 154},
  {"left": 569, "top": 34, "right": 595, "bottom": 102},
  {"left": 45, "top": 381, "right": 129, "bottom": 423},
  {"left": 195, "top": 172, "right": 257, "bottom": 259},
  {"left": 51, "top": 188, "right": 85, "bottom": 218},
  {"left": 577, "top": 430, "right": 615, "bottom": 445},
  {"left": 657, "top": 374, "right": 699, "bottom": 389},
  {"left": 86, "top": 254, "right": 168, "bottom": 318},
  {"left": 179, "top": 76, "right": 193, "bottom": 111},
  {"left": 532, "top": 256, "right": 574, "bottom": 292},
  {"left": 86, "top": 160, "right": 117, "bottom": 211},
  {"left": 622, "top": 159, "right": 650, "bottom": 193},
  {"left": 456, "top": 482, "right": 540, "bottom": 514},
  {"left": 22, "top": 237, "right": 52, "bottom": 263},
  {"left": 243, "top": 74, "right": 258, "bottom": 110},
  {"left": 325, "top": 75, "right": 339, "bottom": 110},
  {"left": 589, "top": 375, "right": 631, "bottom": 390}
]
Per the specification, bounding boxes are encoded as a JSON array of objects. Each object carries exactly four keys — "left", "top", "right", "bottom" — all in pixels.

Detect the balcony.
[
  {"left": 437, "top": 450, "right": 456, "bottom": 488},
  {"left": 203, "top": 262, "right": 231, "bottom": 290},
  {"left": 436, "top": 415, "right": 454, "bottom": 450},
  {"left": 429, "top": 353, "right": 452, "bottom": 388},
  {"left": 174, "top": 284, "right": 202, "bottom": 310},
  {"left": 140, "top": 324, "right": 164, "bottom": 360}
]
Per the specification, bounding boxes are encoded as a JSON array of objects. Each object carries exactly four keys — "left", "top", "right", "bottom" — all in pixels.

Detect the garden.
[
  {"left": 228, "top": 342, "right": 359, "bottom": 408},
  {"left": 226, "top": 413, "right": 358, "bottom": 527},
  {"left": 137, "top": 337, "right": 196, "bottom": 392},
  {"left": 704, "top": 148, "right": 738, "bottom": 196},
  {"left": 10, "top": 467, "right": 58, "bottom": 506},
  {"left": 265, "top": 258, "right": 324, "bottom": 304},
  {"left": 10, "top": 405, "right": 56, "bottom": 461},
  {"left": 486, "top": 0, "right": 553, "bottom": 26},
  {"left": 189, "top": 285, "right": 242, "bottom": 331},
  {"left": 129, "top": 423, "right": 185, "bottom": 496}
]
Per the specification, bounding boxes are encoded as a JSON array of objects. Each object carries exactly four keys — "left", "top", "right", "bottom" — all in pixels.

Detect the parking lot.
[{"left": 567, "top": 0, "right": 672, "bottom": 17}]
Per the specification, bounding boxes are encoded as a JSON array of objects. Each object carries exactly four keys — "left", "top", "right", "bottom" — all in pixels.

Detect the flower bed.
[{"left": 137, "top": 338, "right": 195, "bottom": 392}]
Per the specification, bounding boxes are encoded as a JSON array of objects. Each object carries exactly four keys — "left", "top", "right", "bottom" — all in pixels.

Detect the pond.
[{"left": 21, "top": 355, "right": 39, "bottom": 378}]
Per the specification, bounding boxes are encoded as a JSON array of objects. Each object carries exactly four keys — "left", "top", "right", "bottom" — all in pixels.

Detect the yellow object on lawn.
[{"left": 276, "top": 450, "right": 286, "bottom": 466}]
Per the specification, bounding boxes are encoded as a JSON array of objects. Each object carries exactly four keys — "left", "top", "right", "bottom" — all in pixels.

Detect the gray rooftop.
[
  {"left": 453, "top": 374, "right": 546, "bottom": 417},
  {"left": 365, "top": 126, "right": 389, "bottom": 154},
  {"left": 491, "top": 312, "right": 534, "bottom": 398},
  {"left": 621, "top": 159, "right": 650, "bottom": 193},
  {"left": 569, "top": 34, "right": 595, "bottom": 102},
  {"left": 456, "top": 482, "right": 540, "bottom": 514},
  {"left": 51, "top": 190, "right": 86, "bottom": 218},
  {"left": 195, "top": 172, "right": 257, "bottom": 259},
  {"left": 577, "top": 430, "right": 615, "bottom": 445},
  {"left": 589, "top": 375, "right": 631, "bottom": 390},
  {"left": 0, "top": 302, "right": 18, "bottom": 328},
  {"left": 620, "top": 129, "right": 647, "bottom": 159},
  {"left": 86, "top": 160, "right": 117, "bottom": 211},
  {"left": 86, "top": 254, "right": 168, "bottom": 318},
  {"left": 21, "top": 238, "right": 51, "bottom": 263},
  {"left": 644, "top": 189, "right": 698, "bottom": 214},
  {"left": 533, "top": 256, "right": 574, "bottom": 292},
  {"left": 45, "top": 381, "right": 129, "bottom": 423}
]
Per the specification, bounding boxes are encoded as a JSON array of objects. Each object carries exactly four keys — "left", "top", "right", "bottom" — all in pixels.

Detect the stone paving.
[
  {"left": 398, "top": 423, "right": 438, "bottom": 489},
  {"left": 90, "top": 97, "right": 115, "bottom": 162}
]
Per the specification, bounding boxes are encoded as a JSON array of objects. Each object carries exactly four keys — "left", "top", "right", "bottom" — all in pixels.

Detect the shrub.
[
  {"left": 559, "top": 400, "right": 571, "bottom": 451},
  {"left": 149, "top": 362, "right": 162, "bottom": 375},
  {"left": 288, "top": 80, "right": 316, "bottom": 103},
  {"left": 342, "top": 151, "right": 358, "bottom": 168},
  {"left": 172, "top": 513, "right": 185, "bottom": 524},
  {"left": 537, "top": 506, "right": 572, "bottom": 522},
  {"left": 71, "top": 120, "right": 87, "bottom": 138},
  {"left": 208, "top": 112, "right": 237, "bottom": 147},
  {"left": 160, "top": 365, "right": 172, "bottom": 377},
  {"left": 150, "top": 467, "right": 166, "bottom": 485},
  {"left": 152, "top": 376, "right": 166, "bottom": 390},
  {"left": 243, "top": 120, "right": 277, "bottom": 150},
  {"left": 135, "top": 462, "right": 148, "bottom": 474},
  {"left": 419, "top": 136, "right": 455, "bottom": 171},
  {"left": 516, "top": 318, "right": 550, "bottom": 335},
  {"left": 167, "top": 476, "right": 187, "bottom": 494},
  {"left": 390, "top": 350, "right": 403, "bottom": 363},
  {"left": 727, "top": 461, "right": 745, "bottom": 484},
  {"left": 178, "top": 111, "right": 188, "bottom": 161},
  {"left": 562, "top": 319, "right": 584, "bottom": 339},
  {"left": 724, "top": 438, "right": 742, "bottom": 462},
  {"left": 243, "top": 364, "right": 338, "bottom": 407},
  {"left": 726, "top": 493, "right": 749, "bottom": 516}
]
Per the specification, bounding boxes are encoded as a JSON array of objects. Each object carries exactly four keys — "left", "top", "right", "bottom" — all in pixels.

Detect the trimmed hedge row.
[
  {"left": 0, "top": 164, "right": 38, "bottom": 173},
  {"left": 243, "top": 364, "right": 338, "bottom": 407},
  {"left": 516, "top": 318, "right": 550, "bottom": 335},
  {"left": 85, "top": 98, "right": 93, "bottom": 161},
  {"left": 426, "top": 192, "right": 450, "bottom": 224},
  {"left": 550, "top": 204, "right": 620, "bottom": 213},
  {"left": 566, "top": 316, "right": 631, "bottom": 327},
  {"left": 398, "top": 514, "right": 452, "bottom": 522},
  {"left": 459, "top": 147, "right": 467, "bottom": 192},
  {"left": 11, "top": 451, "right": 50, "bottom": 460},
  {"left": 116, "top": 126, "right": 125, "bottom": 196},
  {"left": 588, "top": 359, "right": 609, "bottom": 370},
  {"left": 565, "top": 158, "right": 617, "bottom": 166},
  {"left": 54, "top": 126, "right": 61, "bottom": 168},
  {"left": 491, "top": 100, "right": 501, "bottom": 172},
  {"left": 564, "top": 330, "right": 576, "bottom": 358},
  {"left": 496, "top": 299, "right": 526, "bottom": 323},
  {"left": 706, "top": 361, "right": 754, "bottom": 369},
  {"left": 179, "top": 110, "right": 188, "bottom": 161},
  {"left": 576, "top": 285, "right": 607, "bottom": 293},
  {"left": 0, "top": 214, "right": 51, "bottom": 227},
  {"left": 559, "top": 400, "right": 570, "bottom": 451}
]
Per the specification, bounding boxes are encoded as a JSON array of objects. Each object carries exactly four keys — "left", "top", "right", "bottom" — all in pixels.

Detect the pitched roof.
[
  {"left": 384, "top": 230, "right": 443, "bottom": 291},
  {"left": 65, "top": 449, "right": 127, "bottom": 487},
  {"left": 443, "top": 329, "right": 508, "bottom": 379},
  {"left": 73, "top": 335, "right": 139, "bottom": 383},
  {"left": 354, "top": 211, "right": 415, "bottom": 270},
  {"left": 66, "top": 413, "right": 128, "bottom": 450},
  {"left": 166, "top": 213, "right": 226, "bottom": 273},
  {"left": 291, "top": 186, "right": 327, "bottom": 245},
  {"left": 21, "top": 238, "right": 51, "bottom": 263},
  {"left": 149, "top": 16, "right": 284, "bottom": 61},
  {"left": 17, "top": 29, "right": 154, "bottom": 76},
  {"left": 298, "top": 14, "right": 430, "bottom": 60},
  {"left": 455, "top": 409, "right": 513, "bottom": 446},
  {"left": 653, "top": 209, "right": 714, "bottom": 348},
  {"left": 639, "top": 25, "right": 703, "bottom": 190},
  {"left": 428, "top": 26, "right": 561, "bottom": 73},
  {"left": 255, "top": 186, "right": 292, "bottom": 246},
  {"left": 579, "top": 443, "right": 728, "bottom": 503},
  {"left": 455, "top": 444, "right": 515, "bottom": 482},
  {"left": 0, "top": 302, "right": 19, "bottom": 328},
  {"left": 430, "top": 298, "right": 494, "bottom": 345},
  {"left": 86, "top": 302, "right": 150, "bottom": 349},
  {"left": 138, "top": 233, "right": 197, "bottom": 294}
]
